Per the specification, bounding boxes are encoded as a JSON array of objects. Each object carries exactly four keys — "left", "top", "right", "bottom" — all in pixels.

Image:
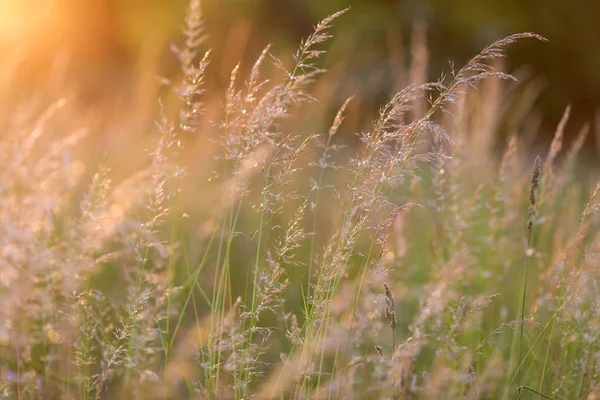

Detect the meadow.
[{"left": 0, "top": 1, "right": 599, "bottom": 399}]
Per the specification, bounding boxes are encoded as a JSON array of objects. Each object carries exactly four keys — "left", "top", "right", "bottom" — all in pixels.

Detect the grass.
[{"left": 0, "top": 1, "right": 599, "bottom": 399}]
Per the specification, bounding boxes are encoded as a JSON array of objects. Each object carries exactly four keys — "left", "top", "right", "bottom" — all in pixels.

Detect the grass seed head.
[
  {"left": 384, "top": 283, "right": 397, "bottom": 330},
  {"left": 528, "top": 155, "right": 543, "bottom": 232}
]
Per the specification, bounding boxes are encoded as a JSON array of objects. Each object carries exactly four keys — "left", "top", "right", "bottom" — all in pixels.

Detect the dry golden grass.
[{"left": 0, "top": 1, "right": 598, "bottom": 400}]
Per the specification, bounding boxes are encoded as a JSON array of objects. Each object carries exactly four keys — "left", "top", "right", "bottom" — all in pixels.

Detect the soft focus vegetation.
[
  {"left": 3, "top": 0, "right": 600, "bottom": 146},
  {"left": 0, "top": 1, "right": 599, "bottom": 399}
]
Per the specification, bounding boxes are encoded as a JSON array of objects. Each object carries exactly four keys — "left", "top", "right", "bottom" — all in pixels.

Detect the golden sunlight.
[{"left": 0, "top": 0, "right": 56, "bottom": 41}]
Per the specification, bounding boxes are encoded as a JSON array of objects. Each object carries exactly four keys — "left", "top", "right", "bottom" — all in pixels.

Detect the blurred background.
[{"left": 1, "top": 0, "right": 599, "bottom": 161}]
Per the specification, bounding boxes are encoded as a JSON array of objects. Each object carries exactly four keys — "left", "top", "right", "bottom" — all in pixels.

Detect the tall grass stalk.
[{"left": 517, "top": 155, "right": 542, "bottom": 397}]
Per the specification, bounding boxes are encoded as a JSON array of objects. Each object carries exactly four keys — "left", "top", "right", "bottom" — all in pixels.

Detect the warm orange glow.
[{"left": 0, "top": 0, "right": 56, "bottom": 42}]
